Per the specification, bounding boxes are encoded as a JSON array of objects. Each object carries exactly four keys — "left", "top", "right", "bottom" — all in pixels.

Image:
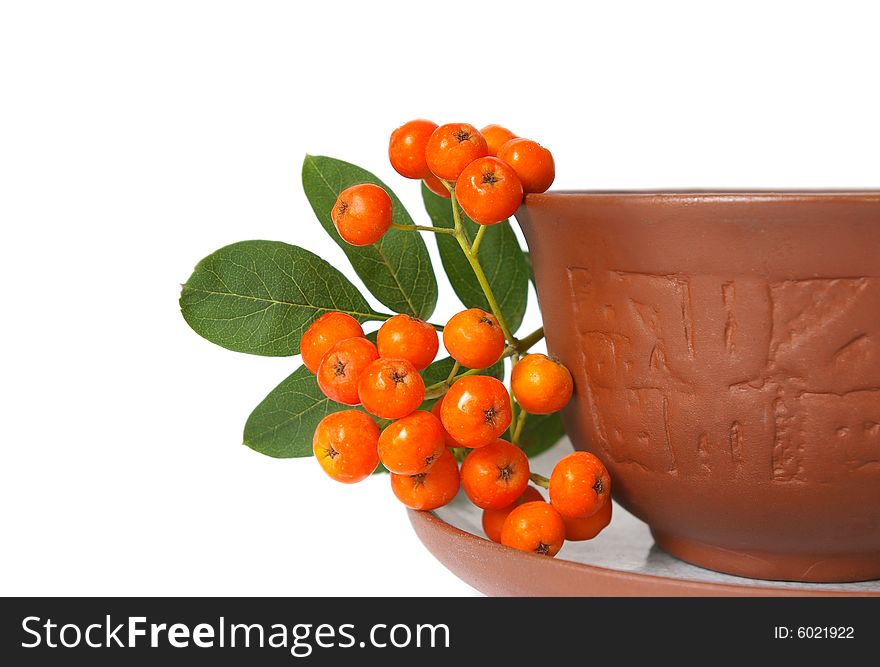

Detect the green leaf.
[
  {"left": 180, "top": 241, "right": 385, "bottom": 356},
  {"left": 243, "top": 365, "right": 360, "bottom": 458},
  {"left": 421, "top": 182, "right": 529, "bottom": 333},
  {"left": 517, "top": 412, "right": 568, "bottom": 457},
  {"left": 302, "top": 155, "right": 438, "bottom": 319}
]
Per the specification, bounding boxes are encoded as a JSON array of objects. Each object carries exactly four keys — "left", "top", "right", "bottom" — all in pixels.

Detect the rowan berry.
[
  {"left": 563, "top": 495, "right": 613, "bottom": 541},
  {"left": 425, "top": 123, "right": 488, "bottom": 181},
  {"left": 331, "top": 183, "right": 392, "bottom": 246},
  {"left": 316, "top": 337, "right": 379, "bottom": 405},
  {"left": 312, "top": 410, "right": 379, "bottom": 483},
  {"left": 377, "top": 314, "right": 439, "bottom": 371},
  {"left": 501, "top": 501, "right": 566, "bottom": 557},
  {"left": 460, "top": 439, "right": 530, "bottom": 510},
  {"left": 511, "top": 353, "right": 574, "bottom": 414},
  {"left": 497, "top": 138, "right": 555, "bottom": 194},
  {"left": 389, "top": 119, "right": 438, "bottom": 179},
  {"left": 549, "top": 451, "right": 611, "bottom": 519},
  {"left": 423, "top": 173, "right": 451, "bottom": 199},
  {"left": 358, "top": 357, "right": 425, "bottom": 419},
  {"left": 377, "top": 410, "right": 445, "bottom": 475},
  {"left": 442, "top": 308, "right": 505, "bottom": 370},
  {"left": 390, "top": 448, "right": 460, "bottom": 510},
  {"left": 455, "top": 156, "right": 523, "bottom": 225},
  {"left": 481, "top": 486, "right": 544, "bottom": 543},
  {"left": 300, "top": 312, "right": 364, "bottom": 374},
  {"left": 480, "top": 124, "right": 517, "bottom": 157},
  {"left": 440, "top": 375, "right": 511, "bottom": 448}
]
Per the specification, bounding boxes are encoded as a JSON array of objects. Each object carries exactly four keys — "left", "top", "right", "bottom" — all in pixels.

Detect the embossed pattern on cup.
[{"left": 517, "top": 192, "right": 880, "bottom": 582}]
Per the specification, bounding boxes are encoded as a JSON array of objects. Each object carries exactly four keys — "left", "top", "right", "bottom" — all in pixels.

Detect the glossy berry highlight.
[
  {"left": 331, "top": 183, "right": 393, "bottom": 246},
  {"left": 440, "top": 375, "right": 512, "bottom": 448},
  {"left": 316, "top": 337, "right": 379, "bottom": 405},
  {"left": 300, "top": 312, "right": 364, "bottom": 374},
  {"left": 312, "top": 410, "right": 380, "bottom": 483},
  {"left": 460, "top": 439, "right": 530, "bottom": 510},
  {"left": 390, "top": 448, "right": 460, "bottom": 510}
]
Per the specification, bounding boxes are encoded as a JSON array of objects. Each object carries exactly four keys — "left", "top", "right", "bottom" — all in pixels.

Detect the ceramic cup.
[{"left": 517, "top": 192, "right": 880, "bottom": 582}]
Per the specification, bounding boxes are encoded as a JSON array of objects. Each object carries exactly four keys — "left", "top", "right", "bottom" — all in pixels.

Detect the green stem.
[
  {"left": 515, "top": 326, "right": 545, "bottom": 354},
  {"left": 529, "top": 472, "right": 550, "bottom": 489},
  {"left": 470, "top": 224, "right": 487, "bottom": 257},
  {"left": 392, "top": 222, "right": 454, "bottom": 234},
  {"left": 512, "top": 405, "right": 528, "bottom": 445},
  {"left": 423, "top": 367, "right": 483, "bottom": 399},
  {"left": 445, "top": 360, "right": 461, "bottom": 385},
  {"left": 449, "top": 191, "right": 515, "bottom": 343}
]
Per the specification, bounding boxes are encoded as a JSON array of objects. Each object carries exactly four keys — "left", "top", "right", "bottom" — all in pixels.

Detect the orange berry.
[
  {"left": 312, "top": 410, "right": 379, "bottom": 483},
  {"left": 511, "top": 353, "right": 574, "bottom": 414},
  {"left": 482, "top": 486, "right": 544, "bottom": 543},
  {"left": 440, "top": 375, "right": 511, "bottom": 448},
  {"left": 389, "top": 119, "right": 438, "bottom": 179},
  {"left": 430, "top": 398, "right": 459, "bottom": 448},
  {"left": 316, "top": 337, "right": 378, "bottom": 405},
  {"left": 390, "top": 448, "right": 460, "bottom": 510},
  {"left": 481, "top": 124, "right": 517, "bottom": 157},
  {"left": 300, "top": 312, "right": 365, "bottom": 374},
  {"left": 549, "top": 451, "right": 611, "bottom": 519},
  {"left": 358, "top": 357, "right": 425, "bottom": 419},
  {"left": 501, "top": 501, "right": 566, "bottom": 557},
  {"left": 425, "top": 123, "right": 488, "bottom": 181},
  {"left": 497, "top": 138, "right": 555, "bottom": 194},
  {"left": 331, "top": 183, "right": 393, "bottom": 246},
  {"left": 377, "top": 410, "right": 445, "bottom": 475},
  {"left": 377, "top": 314, "right": 439, "bottom": 371},
  {"left": 423, "top": 173, "right": 451, "bottom": 199},
  {"left": 455, "top": 156, "right": 523, "bottom": 225},
  {"left": 460, "top": 439, "right": 530, "bottom": 510},
  {"left": 563, "top": 495, "right": 613, "bottom": 541},
  {"left": 443, "top": 308, "right": 505, "bottom": 369}
]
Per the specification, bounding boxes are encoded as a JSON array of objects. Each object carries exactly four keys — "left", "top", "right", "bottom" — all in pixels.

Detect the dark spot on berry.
[
  {"left": 337, "top": 201, "right": 349, "bottom": 217},
  {"left": 536, "top": 543, "right": 550, "bottom": 555},
  {"left": 333, "top": 360, "right": 347, "bottom": 377},
  {"left": 482, "top": 171, "right": 499, "bottom": 186},
  {"left": 479, "top": 316, "right": 495, "bottom": 327},
  {"left": 326, "top": 445, "right": 339, "bottom": 459},
  {"left": 593, "top": 477, "right": 605, "bottom": 494},
  {"left": 453, "top": 129, "right": 471, "bottom": 143},
  {"left": 390, "top": 369, "right": 408, "bottom": 384},
  {"left": 425, "top": 453, "right": 438, "bottom": 468},
  {"left": 411, "top": 472, "right": 427, "bottom": 488},
  {"left": 484, "top": 406, "right": 498, "bottom": 426},
  {"left": 498, "top": 463, "right": 514, "bottom": 483}
]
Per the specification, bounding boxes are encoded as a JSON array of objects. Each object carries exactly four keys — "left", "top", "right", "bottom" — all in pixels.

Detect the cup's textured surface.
[{"left": 516, "top": 192, "right": 880, "bottom": 582}]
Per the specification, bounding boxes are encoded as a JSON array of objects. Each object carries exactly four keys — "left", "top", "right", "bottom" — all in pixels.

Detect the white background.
[{"left": 1, "top": 0, "right": 878, "bottom": 596}]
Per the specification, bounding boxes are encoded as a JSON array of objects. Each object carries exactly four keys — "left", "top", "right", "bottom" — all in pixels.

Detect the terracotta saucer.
[{"left": 408, "top": 441, "right": 880, "bottom": 597}]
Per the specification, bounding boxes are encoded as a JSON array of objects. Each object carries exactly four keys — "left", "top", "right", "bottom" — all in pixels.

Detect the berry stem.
[
  {"left": 514, "top": 326, "right": 545, "bottom": 354},
  {"left": 449, "top": 190, "right": 515, "bottom": 343},
  {"left": 511, "top": 406, "right": 528, "bottom": 445},
  {"left": 445, "top": 360, "right": 461, "bottom": 384},
  {"left": 423, "top": 367, "right": 483, "bottom": 399},
  {"left": 470, "top": 224, "right": 487, "bottom": 257},
  {"left": 529, "top": 472, "right": 550, "bottom": 489},
  {"left": 391, "top": 222, "right": 455, "bottom": 234}
]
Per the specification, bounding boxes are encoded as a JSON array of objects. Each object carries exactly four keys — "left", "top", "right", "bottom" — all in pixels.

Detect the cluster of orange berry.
[
  {"left": 329, "top": 121, "right": 556, "bottom": 247},
  {"left": 302, "top": 120, "right": 612, "bottom": 557}
]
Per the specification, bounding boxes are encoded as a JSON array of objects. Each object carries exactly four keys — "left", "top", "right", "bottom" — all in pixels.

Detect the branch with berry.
[{"left": 180, "top": 120, "right": 612, "bottom": 557}]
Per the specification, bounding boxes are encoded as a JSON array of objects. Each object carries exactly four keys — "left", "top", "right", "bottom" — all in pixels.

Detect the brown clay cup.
[{"left": 517, "top": 192, "right": 880, "bottom": 582}]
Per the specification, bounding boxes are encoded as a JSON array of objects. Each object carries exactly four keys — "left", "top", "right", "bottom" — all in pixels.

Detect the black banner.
[{"left": 1, "top": 597, "right": 875, "bottom": 664}]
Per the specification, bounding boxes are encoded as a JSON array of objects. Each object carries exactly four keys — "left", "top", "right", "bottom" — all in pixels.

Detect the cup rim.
[{"left": 525, "top": 190, "right": 880, "bottom": 202}]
